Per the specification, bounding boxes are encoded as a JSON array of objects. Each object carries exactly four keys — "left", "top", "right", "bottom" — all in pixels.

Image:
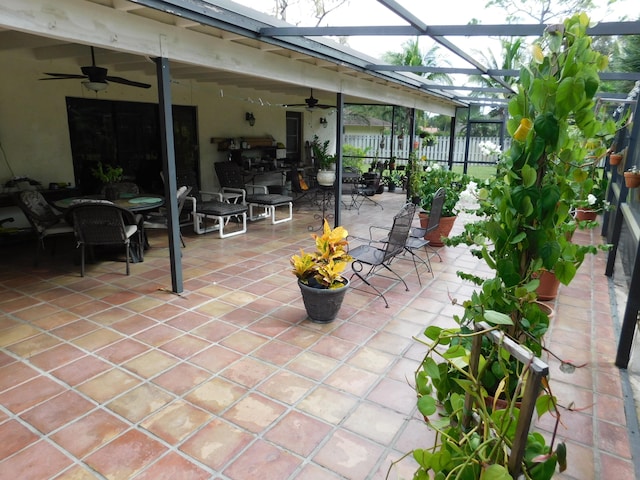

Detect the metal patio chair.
[
  {"left": 348, "top": 202, "right": 416, "bottom": 307},
  {"left": 403, "top": 187, "right": 446, "bottom": 284}
]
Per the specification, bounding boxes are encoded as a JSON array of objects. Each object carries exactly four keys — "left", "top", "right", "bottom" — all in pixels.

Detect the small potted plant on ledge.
[
  {"left": 624, "top": 166, "right": 640, "bottom": 188},
  {"left": 573, "top": 167, "right": 609, "bottom": 223},
  {"left": 291, "top": 219, "right": 352, "bottom": 323}
]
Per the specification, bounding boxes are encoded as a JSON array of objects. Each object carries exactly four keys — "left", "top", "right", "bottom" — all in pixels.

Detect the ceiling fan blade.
[
  {"left": 105, "top": 76, "right": 152, "bottom": 89},
  {"left": 40, "top": 73, "right": 87, "bottom": 80}
]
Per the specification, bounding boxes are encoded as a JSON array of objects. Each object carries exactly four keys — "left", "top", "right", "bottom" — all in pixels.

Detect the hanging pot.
[
  {"left": 624, "top": 172, "right": 640, "bottom": 188},
  {"left": 609, "top": 154, "right": 623, "bottom": 165},
  {"left": 316, "top": 170, "right": 336, "bottom": 186}
]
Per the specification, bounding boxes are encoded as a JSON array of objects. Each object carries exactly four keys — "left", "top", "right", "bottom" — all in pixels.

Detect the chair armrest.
[
  {"left": 368, "top": 225, "right": 392, "bottom": 242},
  {"left": 245, "top": 184, "right": 268, "bottom": 194},
  {"left": 199, "top": 190, "right": 224, "bottom": 201},
  {"left": 221, "top": 187, "right": 246, "bottom": 202}
]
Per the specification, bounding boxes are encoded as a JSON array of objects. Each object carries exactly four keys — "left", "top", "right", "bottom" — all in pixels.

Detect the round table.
[{"left": 54, "top": 194, "right": 164, "bottom": 213}]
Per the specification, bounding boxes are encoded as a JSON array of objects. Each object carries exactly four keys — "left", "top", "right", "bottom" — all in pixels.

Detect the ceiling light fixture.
[{"left": 82, "top": 80, "right": 108, "bottom": 92}]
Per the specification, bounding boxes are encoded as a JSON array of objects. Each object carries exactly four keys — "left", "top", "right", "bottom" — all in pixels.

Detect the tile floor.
[{"left": 0, "top": 191, "right": 637, "bottom": 479}]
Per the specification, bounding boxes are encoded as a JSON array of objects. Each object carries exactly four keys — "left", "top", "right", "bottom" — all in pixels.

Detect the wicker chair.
[
  {"left": 68, "top": 202, "right": 140, "bottom": 276},
  {"left": 13, "top": 190, "right": 75, "bottom": 265}
]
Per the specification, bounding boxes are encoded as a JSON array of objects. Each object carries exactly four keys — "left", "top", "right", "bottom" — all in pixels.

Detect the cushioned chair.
[
  {"left": 13, "top": 190, "right": 75, "bottom": 266},
  {"left": 67, "top": 202, "right": 140, "bottom": 276},
  {"left": 348, "top": 202, "right": 416, "bottom": 307},
  {"left": 214, "top": 161, "right": 293, "bottom": 224}
]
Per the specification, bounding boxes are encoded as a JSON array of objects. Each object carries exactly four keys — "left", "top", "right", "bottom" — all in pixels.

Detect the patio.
[{"left": 0, "top": 191, "right": 637, "bottom": 479}]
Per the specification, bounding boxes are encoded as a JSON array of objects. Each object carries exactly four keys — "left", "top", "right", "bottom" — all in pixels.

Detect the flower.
[
  {"left": 478, "top": 140, "right": 502, "bottom": 157},
  {"left": 573, "top": 170, "right": 608, "bottom": 211},
  {"left": 290, "top": 220, "right": 352, "bottom": 289},
  {"left": 415, "top": 162, "right": 471, "bottom": 217}
]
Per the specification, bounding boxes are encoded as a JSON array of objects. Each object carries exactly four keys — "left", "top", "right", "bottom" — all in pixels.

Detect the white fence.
[{"left": 343, "top": 134, "right": 510, "bottom": 168}]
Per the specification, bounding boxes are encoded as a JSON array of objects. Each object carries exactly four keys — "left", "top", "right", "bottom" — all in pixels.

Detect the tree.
[
  {"left": 382, "top": 38, "right": 453, "bottom": 85},
  {"left": 268, "top": 0, "right": 350, "bottom": 26},
  {"left": 484, "top": 0, "right": 599, "bottom": 24}
]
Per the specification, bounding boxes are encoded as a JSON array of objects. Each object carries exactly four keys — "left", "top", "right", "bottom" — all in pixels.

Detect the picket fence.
[{"left": 343, "top": 134, "right": 510, "bottom": 169}]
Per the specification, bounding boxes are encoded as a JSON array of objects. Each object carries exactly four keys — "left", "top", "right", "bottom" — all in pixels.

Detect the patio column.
[
  {"left": 334, "top": 92, "right": 344, "bottom": 227},
  {"left": 155, "top": 56, "right": 183, "bottom": 293}
]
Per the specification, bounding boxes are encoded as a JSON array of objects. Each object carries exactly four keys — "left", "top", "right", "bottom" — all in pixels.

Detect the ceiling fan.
[
  {"left": 39, "top": 46, "right": 151, "bottom": 91},
  {"left": 283, "top": 89, "right": 334, "bottom": 110}
]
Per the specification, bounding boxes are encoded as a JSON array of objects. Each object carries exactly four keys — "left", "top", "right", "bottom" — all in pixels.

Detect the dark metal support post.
[
  {"left": 407, "top": 108, "right": 416, "bottom": 201},
  {"left": 155, "top": 56, "right": 183, "bottom": 293},
  {"left": 334, "top": 92, "right": 344, "bottom": 227}
]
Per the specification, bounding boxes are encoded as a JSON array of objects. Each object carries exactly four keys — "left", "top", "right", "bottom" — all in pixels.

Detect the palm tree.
[{"left": 383, "top": 38, "right": 453, "bottom": 85}]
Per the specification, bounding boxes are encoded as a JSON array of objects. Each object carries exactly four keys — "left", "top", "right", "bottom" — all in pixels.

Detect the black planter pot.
[{"left": 298, "top": 279, "right": 349, "bottom": 323}]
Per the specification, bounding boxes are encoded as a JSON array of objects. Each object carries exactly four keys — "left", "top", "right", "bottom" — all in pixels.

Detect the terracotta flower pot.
[
  {"left": 574, "top": 208, "right": 598, "bottom": 222},
  {"left": 624, "top": 172, "right": 640, "bottom": 189},
  {"left": 536, "top": 270, "right": 560, "bottom": 301},
  {"left": 419, "top": 213, "right": 457, "bottom": 247},
  {"left": 609, "top": 154, "right": 623, "bottom": 165}
]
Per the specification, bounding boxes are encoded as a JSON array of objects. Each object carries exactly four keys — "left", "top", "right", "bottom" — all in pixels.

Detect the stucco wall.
[{"left": 0, "top": 48, "right": 313, "bottom": 194}]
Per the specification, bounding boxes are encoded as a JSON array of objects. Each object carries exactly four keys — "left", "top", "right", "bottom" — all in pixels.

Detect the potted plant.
[
  {"left": 91, "top": 162, "right": 123, "bottom": 200},
  {"left": 609, "top": 152, "right": 623, "bottom": 165},
  {"left": 416, "top": 161, "right": 471, "bottom": 246},
  {"left": 406, "top": 14, "right": 616, "bottom": 479},
  {"left": 290, "top": 219, "right": 352, "bottom": 323},
  {"left": 572, "top": 164, "right": 609, "bottom": 223},
  {"left": 311, "top": 135, "right": 336, "bottom": 186},
  {"left": 624, "top": 166, "right": 640, "bottom": 188}
]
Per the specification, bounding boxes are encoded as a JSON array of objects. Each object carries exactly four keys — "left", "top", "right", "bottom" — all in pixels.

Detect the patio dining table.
[
  {"left": 53, "top": 193, "right": 164, "bottom": 264},
  {"left": 53, "top": 193, "right": 164, "bottom": 212}
]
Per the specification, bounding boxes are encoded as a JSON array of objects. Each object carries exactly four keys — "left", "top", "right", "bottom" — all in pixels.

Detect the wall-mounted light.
[
  {"left": 319, "top": 117, "right": 328, "bottom": 128},
  {"left": 245, "top": 112, "right": 256, "bottom": 126}
]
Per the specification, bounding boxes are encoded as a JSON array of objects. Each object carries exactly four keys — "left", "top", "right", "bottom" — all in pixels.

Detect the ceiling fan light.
[{"left": 82, "top": 80, "right": 107, "bottom": 92}]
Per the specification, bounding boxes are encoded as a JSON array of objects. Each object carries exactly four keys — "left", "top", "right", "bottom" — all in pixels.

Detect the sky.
[{"left": 232, "top": 0, "right": 639, "bottom": 64}]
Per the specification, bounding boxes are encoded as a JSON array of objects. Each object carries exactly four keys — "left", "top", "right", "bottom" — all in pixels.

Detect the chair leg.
[
  {"left": 125, "top": 243, "right": 130, "bottom": 275},
  {"left": 80, "top": 243, "right": 85, "bottom": 277}
]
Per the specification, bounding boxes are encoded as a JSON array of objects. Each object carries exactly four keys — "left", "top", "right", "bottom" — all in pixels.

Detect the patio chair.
[
  {"left": 288, "top": 168, "right": 317, "bottom": 208},
  {"left": 68, "top": 202, "right": 140, "bottom": 276},
  {"left": 403, "top": 187, "right": 446, "bottom": 284},
  {"left": 348, "top": 202, "right": 416, "bottom": 307},
  {"left": 349, "top": 172, "right": 383, "bottom": 213},
  {"left": 214, "top": 161, "right": 293, "bottom": 224},
  {"left": 144, "top": 186, "right": 192, "bottom": 247},
  {"left": 13, "top": 189, "right": 75, "bottom": 266}
]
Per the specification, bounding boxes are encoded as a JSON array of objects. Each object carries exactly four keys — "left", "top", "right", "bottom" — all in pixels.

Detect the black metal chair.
[
  {"left": 349, "top": 172, "right": 384, "bottom": 212},
  {"left": 214, "top": 161, "right": 293, "bottom": 224},
  {"left": 13, "top": 190, "right": 75, "bottom": 266},
  {"left": 403, "top": 187, "right": 446, "bottom": 284},
  {"left": 67, "top": 202, "right": 140, "bottom": 276},
  {"left": 348, "top": 202, "right": 416, "bottom": 307}
]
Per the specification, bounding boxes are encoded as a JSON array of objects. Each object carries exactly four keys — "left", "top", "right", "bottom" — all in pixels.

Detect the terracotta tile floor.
[{"left": 0, "top": 191, "right": 637, "bottom": 479}]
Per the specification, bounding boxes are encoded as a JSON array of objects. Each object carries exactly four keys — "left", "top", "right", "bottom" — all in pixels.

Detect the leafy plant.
[
  {"left": 311, "top": 135, "right": 336, "bottom": 170},
  {"left": 91, "top": 162, "right": 123, "bottom": 184},
  {"left": 290, "top": 219, "right": 352, "bottom": 289},
  {"left": 406, "top": 323, "right": 566, "bottom": 480},
  {"left": 417, "top": 161, "right": 471, "bottom": 217},
  {"left": 404, "top": 14, "right": 618, "bottom": 480}
]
